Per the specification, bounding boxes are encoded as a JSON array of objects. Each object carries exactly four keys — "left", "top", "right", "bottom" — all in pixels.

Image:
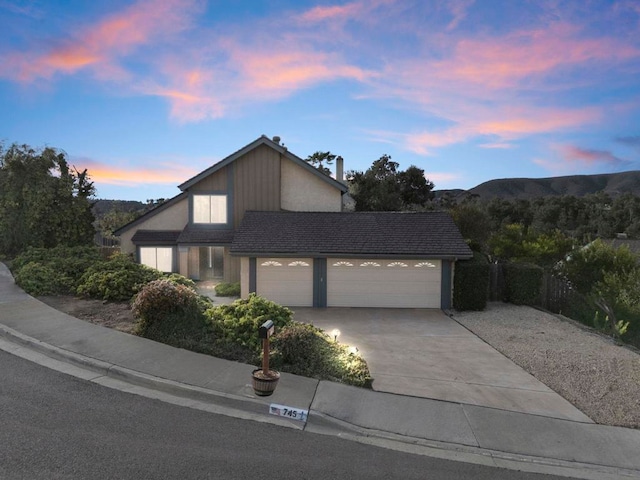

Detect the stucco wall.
[
  {"left": 280, "top": 160, "right": 342, "bottom": 212},
  {"left": 240, "top": 257, "right": 250, "bottom": 298},
  {"left": 118, "top": 197, "right": 189, "bottom": 255}
]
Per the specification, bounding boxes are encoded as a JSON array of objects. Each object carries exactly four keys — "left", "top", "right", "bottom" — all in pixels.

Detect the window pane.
[
  {"left": 156, "top": 248, "right": 173, "bottom": 272},
  {"left": 210, "top": 195, "right": 227, "bottom": 223},
  {"left": 140, "top": 247, "right": 157, "bottom": 269},
  {"left": 193, "top": 195, "right": 211, "bottom": 223}
]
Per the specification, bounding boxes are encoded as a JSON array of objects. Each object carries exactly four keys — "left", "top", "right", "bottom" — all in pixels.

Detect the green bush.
[
  {"left": 205, "top": 293, "right": 293, "bottom": 352},
  {"left": 14, "top": 262, "right": 60, "bottom": 296},
  {"left": 76, "top": 253, "right": 162, "bottom": 301},
  {"left": 12, "top": 245, "right": 102, "bottom": 295},
  {"left": 453, "top": 252, "right": 489, "bottom": 311},
  {"left": 503, "top": 262, "right": 543, "bottom": 305},
  {"left": 164, "top": 273, "right": 197, "bottom": 290},
  {"left": 271, "top": 323, "right": 372, "bottom": 387},
  {"left": 215, "top": 281, "right": 240, "bottom": 297},
  {"left": 132, "top": 279, "right": 209, "bottom": 343}
]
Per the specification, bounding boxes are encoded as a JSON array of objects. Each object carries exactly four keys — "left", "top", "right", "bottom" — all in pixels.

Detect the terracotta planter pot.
[{"left": 251, "top": 369, "right": 280, "bottom": 396}]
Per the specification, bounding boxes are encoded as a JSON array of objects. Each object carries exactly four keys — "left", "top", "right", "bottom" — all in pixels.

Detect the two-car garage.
[
  {"left": 233, "top": 211, "right": 473, "bottom": 310},
  {"left": 255, "top": 257, "right": 443, "bottom": 309}
]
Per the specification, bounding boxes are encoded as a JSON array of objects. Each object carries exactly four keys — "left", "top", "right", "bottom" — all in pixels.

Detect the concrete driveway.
[{"left": 293, "top": 308, "right": 591, "bottom": 423}]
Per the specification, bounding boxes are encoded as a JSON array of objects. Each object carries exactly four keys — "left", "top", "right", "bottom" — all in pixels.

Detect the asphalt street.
[{"left": 0, "top": 350, "right": 572, "bottom": 480}]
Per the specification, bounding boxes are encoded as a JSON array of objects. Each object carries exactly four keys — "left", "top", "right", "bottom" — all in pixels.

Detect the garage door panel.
[
  {"left": 327, "top": 259, "right": 441, "bottom": 308},
  {"left": 257, "top": 258, "right": 313, "bottom": 307}
]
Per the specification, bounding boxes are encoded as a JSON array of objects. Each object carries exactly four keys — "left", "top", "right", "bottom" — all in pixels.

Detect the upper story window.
[{"left": 193, "top": 194, "right": 227, "bottom": 224}]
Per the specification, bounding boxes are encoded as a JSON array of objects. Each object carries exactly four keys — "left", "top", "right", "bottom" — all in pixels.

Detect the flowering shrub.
[{"left": 132, "top": 279, "right": 207, "bottom": 341}]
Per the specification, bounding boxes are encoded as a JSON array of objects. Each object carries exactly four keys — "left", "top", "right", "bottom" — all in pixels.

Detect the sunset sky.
[{"left": 1, "top": 0, "right": 639, "bottom": 201}]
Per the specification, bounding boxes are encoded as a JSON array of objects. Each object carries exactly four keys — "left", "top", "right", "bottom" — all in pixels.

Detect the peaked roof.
[
  {"left": 178, "top": 135, "right": 348, "bottom": 193},
  {"left": 231, "top": 211, "right": 473, "bottom": 259}
]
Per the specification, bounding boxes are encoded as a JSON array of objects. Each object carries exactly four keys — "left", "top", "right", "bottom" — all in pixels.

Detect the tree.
[
  {"left": 558, "top": 239, "right": 638, "bottom": 296},
  {"left": 450, "top": 202, "right": 491, "bottom": 251},
  {"left": 347, "top": 155, "right": 434, "bottom": 211},
  {"left": 0, "top": 143, "right": 96, "bottom": 256},
  {"left": 305, "top": 151, "right": 337, "bottom": 176}
]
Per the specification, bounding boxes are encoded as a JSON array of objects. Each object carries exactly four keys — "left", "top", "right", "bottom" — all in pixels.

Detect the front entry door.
[{"left": 199, "top": 246, "right": 224, "bottom": 280}]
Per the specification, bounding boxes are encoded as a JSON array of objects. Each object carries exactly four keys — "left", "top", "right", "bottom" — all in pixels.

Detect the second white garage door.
[
  {"left": 327, "top": 259, "right": 441, "bottom": 308},
  {"left": 256, "top": 258, "right": 313, "bottom": 307}
]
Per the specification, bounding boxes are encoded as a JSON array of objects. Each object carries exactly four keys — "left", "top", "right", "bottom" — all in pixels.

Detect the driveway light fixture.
[{"left": 331, "top": 329, "right": 341, "bottom": 342}]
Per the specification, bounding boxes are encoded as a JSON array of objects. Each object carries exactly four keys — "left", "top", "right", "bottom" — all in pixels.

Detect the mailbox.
[{"left": 259, "top": 320, "right": 275, "bottom": 339}]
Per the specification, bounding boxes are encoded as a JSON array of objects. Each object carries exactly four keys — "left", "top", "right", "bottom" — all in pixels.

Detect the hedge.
[
  {"left": 453, "top": 252, "right": 489, "bottom": 311},
  {"left": 503, "top": 262, "right": 543, "bottom": 305}
]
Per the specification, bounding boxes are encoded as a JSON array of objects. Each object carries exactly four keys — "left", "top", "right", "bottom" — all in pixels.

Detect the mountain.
[{"left": 436, "top": 171, "right": 640, "bottom": 201}]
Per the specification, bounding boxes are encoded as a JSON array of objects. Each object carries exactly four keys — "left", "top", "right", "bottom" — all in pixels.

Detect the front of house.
[{"left": 115, "top": 135, "right": 472, "bottom": 309}]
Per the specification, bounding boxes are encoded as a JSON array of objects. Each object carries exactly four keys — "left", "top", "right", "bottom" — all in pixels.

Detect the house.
[{"left": 115, "top": 135, "right": 472, "bottom": 309}]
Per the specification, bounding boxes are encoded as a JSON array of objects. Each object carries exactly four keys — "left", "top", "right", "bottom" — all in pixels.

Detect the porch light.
[{"left": 331, "top": 329, "right": 341, "bottom": 342}]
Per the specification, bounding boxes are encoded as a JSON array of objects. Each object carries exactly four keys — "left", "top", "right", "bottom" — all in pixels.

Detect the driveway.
[{"left": 293, "top": 308, "right": 591, "bottom": 423}]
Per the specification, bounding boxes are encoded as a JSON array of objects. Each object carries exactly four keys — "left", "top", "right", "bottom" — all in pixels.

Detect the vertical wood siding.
[
  {"left": 190, "top": 165, "right": 228, "bottom": 192},
  {"left": 233, "top": 144, "right": 281, "bottom": 227}
]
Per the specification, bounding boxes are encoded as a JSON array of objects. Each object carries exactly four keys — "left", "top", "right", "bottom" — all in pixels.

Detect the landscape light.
[{"left": 331, "top": 329, "right": 341, "bottom": 342}]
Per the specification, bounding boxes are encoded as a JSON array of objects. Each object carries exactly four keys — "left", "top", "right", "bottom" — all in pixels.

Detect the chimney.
[{"left": 336, "top": 156, "right": 344, "bottom": 183}]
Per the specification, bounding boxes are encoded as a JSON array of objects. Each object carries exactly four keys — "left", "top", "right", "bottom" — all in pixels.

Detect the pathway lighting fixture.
[{"left": 331, "top": 329, "right": 341, "bottom": 342}]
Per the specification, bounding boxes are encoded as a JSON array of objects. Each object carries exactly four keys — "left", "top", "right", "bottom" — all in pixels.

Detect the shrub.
[
  {"left": 270, "top": 323, "right": 372, "bottom": 387},
  {"left": 76, "top": 253, "right": 162, "bottom": 301},
  {"left": 453, "top": 252, "right": 489, "bottom": 311},
  {"left": 503, "top": 262, "right": 543, "bottom": 305},
  {"left": 14, "top": 262, "right": 60, "bottom": 296},
  {"left": 215, "top": 281, "right": 240, "bottom": 297},
  {"left": 12, "top": 245, "right": 102, "bottom": 294},
  {"left": 164, "top": 273, "right": 197, "bottom": 290},
  {"left": 132, "top": 279, "right": 208, "bottom": 343},
  {"left": 205, "top": 293, "right": 293, "bottom": 352}
]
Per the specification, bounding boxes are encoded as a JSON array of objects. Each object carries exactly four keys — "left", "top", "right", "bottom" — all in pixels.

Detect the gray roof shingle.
[
  {"left": 176, "top": 227, "right": 235, "bottom": 244},
  {"left": 231, "top": 211, "right": 473, "bottom": 258},
  {"left": 131, "top": 230, "right": 182, "bottom": 244}
]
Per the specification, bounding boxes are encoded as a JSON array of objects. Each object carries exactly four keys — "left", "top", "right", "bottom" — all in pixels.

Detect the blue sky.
[{"left": 1, "top": 0, "right": 639, "bottom": 201}]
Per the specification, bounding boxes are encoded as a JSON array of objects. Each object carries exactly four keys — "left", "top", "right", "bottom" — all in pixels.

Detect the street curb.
[
  {"left": 0, "top": 323, "right": 303, "bottom": 429},
  {"left": 2, "top": 322, "right": 640, "bottom": 479},
  {"left": 306, "top": 411, "right": 640, "bottom": 480}
]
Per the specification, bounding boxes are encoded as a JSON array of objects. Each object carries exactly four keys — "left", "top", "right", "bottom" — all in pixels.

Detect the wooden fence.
[{"left": 488, "top": 263, "right": 583, "bottom": 315}]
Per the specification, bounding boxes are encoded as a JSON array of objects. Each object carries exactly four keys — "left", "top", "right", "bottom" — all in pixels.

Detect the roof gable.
[
  {"left": 178, "top": 135, "right": 348, "bottom": 193},
  {"left": 114, "top": 192, "right": 187, "bottom": 236},
  {"left": 231, "top": 211, "right": 473, "bottom": 259}
]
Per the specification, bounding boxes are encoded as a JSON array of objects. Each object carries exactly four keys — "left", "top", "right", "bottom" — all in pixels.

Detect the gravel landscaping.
[{"left": 453, "top": 302, "right": 640, "bottom": 429}]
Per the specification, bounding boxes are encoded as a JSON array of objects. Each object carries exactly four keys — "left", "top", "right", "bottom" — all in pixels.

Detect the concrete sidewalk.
[{"left": 1, "top": 263, "right": 639, "bottom": 479}]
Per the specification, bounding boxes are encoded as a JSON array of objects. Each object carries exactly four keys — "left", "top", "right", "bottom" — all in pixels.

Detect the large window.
[
  {"left": 140, "top": 247, "right": 173, "bottom": 272},
  {"left": 193, "top": 194, "right": 227, "bottom": 224}
]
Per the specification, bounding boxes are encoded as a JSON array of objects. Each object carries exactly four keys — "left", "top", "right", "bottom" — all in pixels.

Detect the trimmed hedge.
[
  {"left": 215, "top": 281, "right": 240, "bottom": 297},
  {"left": 453, "top": 252, "right": 489, "bottom": 311},
  {"left": 503, "top": 262, "right": 543, "bottom": 305}
]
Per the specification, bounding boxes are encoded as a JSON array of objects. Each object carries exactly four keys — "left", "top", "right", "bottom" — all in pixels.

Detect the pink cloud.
[
  {"left": 444, "top": 0, "right": 475, "bottom": 31},
  {"left": 297, "top": 2, "right": 365, "bottom": 22},
  {"left": 0, "top": 0, "right": 200, "bottom": 83},
  {"left": 558, "top": 145, "right": 626, "bottom": 167},
  {"left": 76, "top": 157, "right": 201, "bottom": 187},
  {"left": 394, "top": 106, "right": 601, "bottom": 155},
  {"left": 534, "top": 145, "right": 628, "bottom": 174}
]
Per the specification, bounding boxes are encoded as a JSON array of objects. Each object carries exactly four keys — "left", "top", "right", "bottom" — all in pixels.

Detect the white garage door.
[
  {"left": 256, "top": 258, "right": 313, "bottom": 307},
  {"left": 327, "top": 259, "right": 441, "bottom": 308}
]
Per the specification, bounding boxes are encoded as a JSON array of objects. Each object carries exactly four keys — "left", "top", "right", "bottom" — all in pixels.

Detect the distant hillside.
[
  {"left": 437, "top": 171, "right": 640, "bottom": 201},
  {"left": 93, "top": 199, "right": 145, "bottom": 218}
]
